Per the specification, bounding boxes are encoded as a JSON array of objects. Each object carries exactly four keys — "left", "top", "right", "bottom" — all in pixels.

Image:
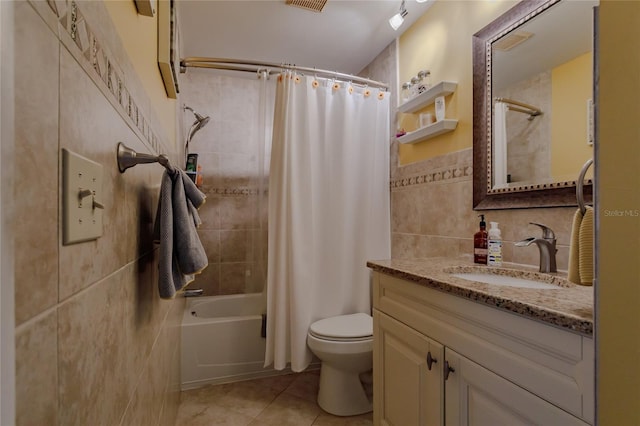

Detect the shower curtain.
[
  {"left": 265, "top": 72, "right": 391, "bottom": 372},
  {"left": 493, "top": 101, "right": 509, "bottom": 188}
]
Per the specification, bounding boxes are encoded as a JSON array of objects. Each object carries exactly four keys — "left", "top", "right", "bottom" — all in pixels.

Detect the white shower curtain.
[
  {"left": 265, "top": 72, "right": 391, "bottom": 372},
  {"left": 493, "top": 101, "right": 509, "bottom": 188}
]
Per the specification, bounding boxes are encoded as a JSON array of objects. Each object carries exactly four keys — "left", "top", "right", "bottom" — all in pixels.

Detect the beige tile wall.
[
  {"left": 14, "top": 1, "right": 182, "bottom": 425},
  {"left": 495, "top": 70, "right": 552, "bottom": 184},
  {"left": 179, "top": 69, "right": 269, "bottom": 296},
  {"left": 390, "top": 148, "right": 577, "bottom": 271}
]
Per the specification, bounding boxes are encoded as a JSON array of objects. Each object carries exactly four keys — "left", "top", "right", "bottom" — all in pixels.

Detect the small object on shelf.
[
  {"left": 410, "top": 76, "right": 421, "bottom": 98},
  {"left": 186, "top": 153, "right": 198, "bottom": 183},
  {"left": 396, "top": 128, "right": 407, "bottom": 137},
  {"left": 420, "top": 113, "right": 434, "bottom": 128},
  {"left": 397, "top": 81, "right": 457, "bottom": 114},
  {"left": 401, "top": 82, "right": 413, "bottom": 103},
  {"left": 196, "top": 165, "right": 203, "bottom": 187},
  {"left": 418, "top": 70, "right": 432, "bottom": 91},
  {"left": 435, "top": 96, "right": 445, "bottom": 121}
]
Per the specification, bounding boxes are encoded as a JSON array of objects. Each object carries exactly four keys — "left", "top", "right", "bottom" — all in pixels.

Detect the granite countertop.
[{"left": 367, "top": 257, "right": 594, "bottom": 336}]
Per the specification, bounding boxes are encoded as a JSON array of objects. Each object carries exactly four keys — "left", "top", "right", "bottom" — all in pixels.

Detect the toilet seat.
[{"left": 309, "top": 313, "right": 372, "bottom": 342}]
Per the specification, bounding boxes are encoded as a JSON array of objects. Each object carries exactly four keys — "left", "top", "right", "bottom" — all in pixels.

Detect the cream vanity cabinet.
[{"left": 372, "top": 272, "right": 594, "bottom": 426}]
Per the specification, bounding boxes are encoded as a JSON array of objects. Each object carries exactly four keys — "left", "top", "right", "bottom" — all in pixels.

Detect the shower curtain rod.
[
  {"left": 495, "top": 97, "right": 543, "bottom": 118},
  {"left": 180, "top": 57, "right": 389, "bottom": 90}
]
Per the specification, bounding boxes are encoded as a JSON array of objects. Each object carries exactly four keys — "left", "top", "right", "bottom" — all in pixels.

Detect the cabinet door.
[
  {"left": 444, "top": 348, "right": 589, "bottom": 426},
  {"left": 374, "top": 311, "right": 444, "bottom": 426}
]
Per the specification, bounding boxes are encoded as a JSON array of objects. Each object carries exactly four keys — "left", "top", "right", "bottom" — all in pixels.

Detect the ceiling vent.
[
  {"left": 286, "top": 0, "right": 327, "bottom": 13},
  {"left": 493, "top": 31, "right": 534, "bottom": 51}
]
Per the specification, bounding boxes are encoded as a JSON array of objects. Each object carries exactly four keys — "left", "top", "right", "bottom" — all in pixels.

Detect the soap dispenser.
[
  {"left": 487, "top": 222, "right": 503, "bottom": 266},
  {"left": 474, "top": 215, "right": 488, "bottom": 265}
]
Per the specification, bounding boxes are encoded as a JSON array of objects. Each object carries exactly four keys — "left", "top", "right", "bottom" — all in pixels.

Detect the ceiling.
[{"left": 176, "top": 0, "right": 434, "bottom": 77}]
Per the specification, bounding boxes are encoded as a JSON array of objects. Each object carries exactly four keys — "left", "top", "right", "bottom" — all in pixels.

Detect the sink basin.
[{"left": 450, "top": 272, "right": 561, "bottom": 289}]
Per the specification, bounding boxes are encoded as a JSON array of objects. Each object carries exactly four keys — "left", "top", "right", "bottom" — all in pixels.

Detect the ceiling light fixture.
[
  {"left": 389, "top": 0, "right": 408, "bottom": 31},
  {"left": 416, "top": 0, "right": 428, "bottom": 3}
]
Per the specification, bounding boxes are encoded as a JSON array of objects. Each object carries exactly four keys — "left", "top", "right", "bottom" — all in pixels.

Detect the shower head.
[
  {"left": 185, "top": 105, "right": 210, "bottom": 130},
  {"left": 184, "top": 105, "right": 210, "bottom": 148}
]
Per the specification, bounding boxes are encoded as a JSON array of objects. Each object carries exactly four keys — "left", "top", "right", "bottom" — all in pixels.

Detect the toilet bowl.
[{"left": 307, "top": 313, "right": 373, "bottom": 416}]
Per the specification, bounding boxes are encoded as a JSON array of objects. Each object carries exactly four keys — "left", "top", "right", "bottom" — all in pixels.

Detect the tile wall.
[
  {"left": 14, "top": 1, "right": 182, "bottom": 425},
  {"left": 495, "top": 70, "right": 552, "bottom": 184},
  {"left": 179, "top": 69, "right": 271, "bottom": 296},
  {"left": 390, "top": 148, "right": 577, "bottom": 270}
]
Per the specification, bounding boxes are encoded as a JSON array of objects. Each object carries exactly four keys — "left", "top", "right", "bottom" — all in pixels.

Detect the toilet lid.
[{"left": 309, "top": 313, "right": 373, "bottom": 339}]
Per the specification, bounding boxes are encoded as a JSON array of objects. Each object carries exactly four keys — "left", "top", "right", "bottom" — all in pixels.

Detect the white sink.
[{"left": 450, "top": 272, "right": 561, "bottom": 289}]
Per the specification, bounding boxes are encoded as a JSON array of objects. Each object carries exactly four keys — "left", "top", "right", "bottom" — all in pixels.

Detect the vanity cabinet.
[
  {"left": 396, "top": 81, "right": 458, "bottom": 145},
  {"left": 372, "top": 272, "right": 594, "bottom": 426},
  {"left": 375, "top": 312, "right": 444, "bottom": 425}
]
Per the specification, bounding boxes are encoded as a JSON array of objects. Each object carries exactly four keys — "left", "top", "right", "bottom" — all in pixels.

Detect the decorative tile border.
[
  {"left": 203, "top": 187, "right": 266, "bottom": 196},
  {"left": 45, "top": 0, "right": 164, "bottom": 155},
  {"left": 390, "top": 165, "right": 473, "bottom": 190}
]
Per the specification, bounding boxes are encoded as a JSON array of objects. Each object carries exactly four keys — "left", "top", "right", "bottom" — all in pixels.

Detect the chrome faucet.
[{"left": 515, "top": 222, "right": 557, "bottom": 273}]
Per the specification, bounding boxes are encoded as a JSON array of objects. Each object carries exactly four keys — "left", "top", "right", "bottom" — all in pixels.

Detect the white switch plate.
[{"left": 62, "top": 149, "right": 104, "bottom": 245}]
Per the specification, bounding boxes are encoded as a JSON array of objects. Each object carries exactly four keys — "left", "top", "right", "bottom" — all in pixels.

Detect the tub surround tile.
[
  {"left": 367, "top": 257, "right": 593, "bottom": 335},
  {"left": 14, "top": 0, "right": 60, "bottom": 325},
  {"left": 199, "top": 229, "right": 222, "bottom": 263},
  {"left": 181, "top": 71, "right": 269, "bottom": 297},
  {"left": 15, "top": 309, "right": 58, "bottom": 426},
  {"left": 220, "top": 263, "right": 255, "bottom": 294},
  {"left": 221, "top": 230, "right": 252, "bottom": 262},
  {"left": 193, "top": 263, "right": 221, "bottom": 295}
]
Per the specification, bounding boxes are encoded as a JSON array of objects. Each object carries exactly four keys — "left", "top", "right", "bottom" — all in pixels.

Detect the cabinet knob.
[
  {"left": 444, "top": 360, "right": 455, "bottom": 381},
  {"left": 426, "top": 351, "right": 438, "bottom": 371}
]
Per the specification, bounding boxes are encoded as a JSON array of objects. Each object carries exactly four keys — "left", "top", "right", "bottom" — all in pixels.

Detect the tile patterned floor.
[{"left": 176, "top": 370, "right": 373, "bottom": 426}]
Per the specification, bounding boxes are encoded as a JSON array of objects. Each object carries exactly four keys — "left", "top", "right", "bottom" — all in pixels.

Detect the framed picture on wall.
[{"left": 158, "top": 0, "right": 179, "bottom": 99}]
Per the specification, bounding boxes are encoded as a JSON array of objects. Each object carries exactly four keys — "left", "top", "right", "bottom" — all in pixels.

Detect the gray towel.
[{"left": 153, "top": 168, "right": 207, "bottom": 299}]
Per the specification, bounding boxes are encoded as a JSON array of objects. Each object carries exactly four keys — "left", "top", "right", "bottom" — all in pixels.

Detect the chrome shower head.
[{"left": 184, "top": 105, "right": 210, "bottom": 145}]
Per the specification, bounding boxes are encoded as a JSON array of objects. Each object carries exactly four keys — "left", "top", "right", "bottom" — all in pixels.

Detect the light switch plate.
[{"left": 62, "top": 149, "right": 104, "bottom": 245}]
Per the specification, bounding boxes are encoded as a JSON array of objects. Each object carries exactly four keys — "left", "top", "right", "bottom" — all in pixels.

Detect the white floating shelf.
[
  {"left": 396, "top": 119, "right": 459, "bottom": 144},
  {"left": 398, "top": 81, "right": 458, "bottom": 114}
]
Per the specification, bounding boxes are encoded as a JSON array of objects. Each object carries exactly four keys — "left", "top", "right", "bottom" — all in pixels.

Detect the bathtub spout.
[{"left": 184, "top": 289, "right": 204, "bottom": 297}]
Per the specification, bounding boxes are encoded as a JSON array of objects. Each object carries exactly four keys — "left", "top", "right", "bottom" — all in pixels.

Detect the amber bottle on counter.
[{"left": 474, "top": 214, "right": 488, "bottom": 264}]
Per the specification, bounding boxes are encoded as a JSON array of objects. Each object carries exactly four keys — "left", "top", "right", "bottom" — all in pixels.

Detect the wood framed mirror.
[{"left": 472, "top": 0, "right": 595, "bottom": 210}]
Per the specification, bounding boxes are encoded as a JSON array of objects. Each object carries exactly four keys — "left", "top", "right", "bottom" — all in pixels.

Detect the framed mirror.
[{"left": 473, "top": 0, "right": 596, "bottom": 209}]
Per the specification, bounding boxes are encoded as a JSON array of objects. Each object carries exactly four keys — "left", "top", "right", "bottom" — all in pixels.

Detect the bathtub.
[{"left": 181, "top": 293, "right": 284, "bottom": 390}]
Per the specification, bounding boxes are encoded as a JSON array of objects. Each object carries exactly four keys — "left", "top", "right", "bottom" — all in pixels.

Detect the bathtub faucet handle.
[{"left": 184, "top": 289, "right": 204, "bottom": 297}]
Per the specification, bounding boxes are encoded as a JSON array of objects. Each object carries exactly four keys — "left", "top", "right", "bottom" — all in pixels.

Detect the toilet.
[{"left": 307, "top": 313, "right": 373, "bottom": 416}]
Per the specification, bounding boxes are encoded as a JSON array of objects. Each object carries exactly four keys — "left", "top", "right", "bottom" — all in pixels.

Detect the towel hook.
[
  {"left": 577, "top": 158, "right": 593, "bottom": 215},
  {"left": 116, "top": 142, "right": 173, "bottom": 173}
]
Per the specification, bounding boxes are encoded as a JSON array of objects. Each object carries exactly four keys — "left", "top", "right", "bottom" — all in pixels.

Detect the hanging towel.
[
  {"left": 153, "top": 168, "right": 208, "bottom": 299},
  {"left": 578, "top": 206, "right": 594, "bottom": 286},
  {"left": 568, "top": 208, "right": 583, "bottom": 284}
]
